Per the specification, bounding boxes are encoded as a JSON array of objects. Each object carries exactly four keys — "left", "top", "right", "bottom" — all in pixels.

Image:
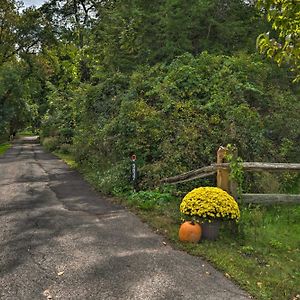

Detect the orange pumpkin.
[{"left": 179, "top": 221, "right": 202, "bottom": 243}]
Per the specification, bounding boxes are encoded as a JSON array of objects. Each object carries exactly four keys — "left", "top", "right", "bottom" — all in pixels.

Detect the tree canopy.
[
  {"left": 257, "top": 0, "right": 300, "bottom": 82},
  {"left": 0, "top": 0, "right": 299, "bottom": 189}
]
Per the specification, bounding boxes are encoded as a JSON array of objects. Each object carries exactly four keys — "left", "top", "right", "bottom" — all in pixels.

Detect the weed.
[
  {"left": 0, "top": 143, "right": 11, "bottom": 155},
  {"left": 53, "top": 151, "right": 78, "bottom": 169},
  {"left": 127, "top": 190, "right": 176, "bottom": 211},
  {"left": 241, "top": 245, "right": 255, "bottom": 256},
  {"left": 42, "top": 136, "right": 60, "bottom": 152}
]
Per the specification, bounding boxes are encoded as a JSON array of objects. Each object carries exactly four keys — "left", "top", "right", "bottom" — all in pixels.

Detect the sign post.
[{"left": 131, "top": 154, "right": 137, "bottom": 192}]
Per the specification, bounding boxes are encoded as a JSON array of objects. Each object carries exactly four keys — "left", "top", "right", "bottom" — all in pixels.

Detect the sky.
[{"left": 22, "top": 0, "right": 46, "bottom": 8}]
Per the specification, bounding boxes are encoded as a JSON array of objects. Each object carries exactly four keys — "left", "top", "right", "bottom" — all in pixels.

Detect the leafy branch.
[{"left": 226, "top": 144, "right": 244, "bottom": 198}]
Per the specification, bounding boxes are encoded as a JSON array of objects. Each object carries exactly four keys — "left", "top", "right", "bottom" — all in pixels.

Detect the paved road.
[{"left": 0, "top": 138, "right": 251, "bottom": 300}]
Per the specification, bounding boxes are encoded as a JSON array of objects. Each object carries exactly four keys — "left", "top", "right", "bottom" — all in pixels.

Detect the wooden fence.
[{"left": 160, "top": 146, "right": 300, "bottom": 204}]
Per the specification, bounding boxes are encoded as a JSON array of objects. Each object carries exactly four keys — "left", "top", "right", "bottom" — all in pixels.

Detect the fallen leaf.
[
  {"left": 257, "top": 282, "right": 263, "bottom": 288},
  {"left": 57, "top": 271, "right": 64, "bottom": 276},
  {"left": 225, "top": 273, "right": 231, "bottom": 279},
  {"left": 162, "top": 242, "right": 167, "bottom": 246}
]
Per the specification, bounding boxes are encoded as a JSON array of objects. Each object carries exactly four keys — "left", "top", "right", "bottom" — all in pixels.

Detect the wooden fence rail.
[
  {"left": 215, "top": 162, "right": 300, "bottom": 172},
  {"left": 160, "top": 165, "right": 217, "bottom": 184},
  {"left": 160, "top": 146, "right": 300, "bottom": 204},
  {"left": 160, "top": 162, "right": 300, "bottom": 184},
  {"left": 242, "top": 194, "right": 300, "bottom": 204}
]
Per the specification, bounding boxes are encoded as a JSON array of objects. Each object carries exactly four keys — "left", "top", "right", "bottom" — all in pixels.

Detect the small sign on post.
[{"left": 131, "top": 154, "right": 137, "bottom": 191}]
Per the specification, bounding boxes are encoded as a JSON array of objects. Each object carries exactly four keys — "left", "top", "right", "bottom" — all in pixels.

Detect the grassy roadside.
[
  {"left": 52, "top": 150, "right": 300, "bottom": 300},
  {"left": 53, "top": 151, "right": 78, "bottom": 169},
  {"left": 0, "top": 142, "right": 12, "bottom": 156},
  {"left": 124, "top": 201, "right": 300, "bottom": 300},
  {"left": 17, "top": 129, "right": 36, "bottom": 137}
]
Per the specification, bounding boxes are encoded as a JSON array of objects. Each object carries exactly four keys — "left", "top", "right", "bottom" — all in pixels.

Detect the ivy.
[{"left": 226, "top": 144, "right": 244, "bottom": 199}]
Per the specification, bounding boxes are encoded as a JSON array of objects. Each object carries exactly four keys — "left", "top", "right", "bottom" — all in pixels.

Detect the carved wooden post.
[{"left": 217, "top": 146, "right": 230, "bottom": 193}]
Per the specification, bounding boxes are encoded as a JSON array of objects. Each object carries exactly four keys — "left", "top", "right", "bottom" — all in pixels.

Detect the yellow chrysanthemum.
[{"left": 180, "top": 187, "right": 240, "bottom": 221}]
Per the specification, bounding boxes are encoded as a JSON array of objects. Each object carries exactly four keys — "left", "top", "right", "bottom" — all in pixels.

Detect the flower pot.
[{"left": 201, "top": 220, "right": 220, "bottom": 240}]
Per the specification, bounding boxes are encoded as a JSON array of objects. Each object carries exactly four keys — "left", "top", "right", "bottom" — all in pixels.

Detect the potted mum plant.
[{"left": 179, "top": 187, "right": 240, "bottom": 240}]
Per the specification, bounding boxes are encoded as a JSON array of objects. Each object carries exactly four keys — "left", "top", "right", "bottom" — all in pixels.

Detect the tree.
[
  {"left": 257, "top": 0, "right": 300, "bottom": 82},
  {"left": 40, "top": 0, "right": 97, "bottom": 48},
  {"left": 91, "top": 0, "right": 267, "bottom": 71},
  {"left": 0, "top": 0, "right": 47, "bottom": 65},
  {"left": 0, "top": 0, "right": 20, "bottom": 65},
  {"left": 0, "top": 61, "right": 31, "bottom": 137}
]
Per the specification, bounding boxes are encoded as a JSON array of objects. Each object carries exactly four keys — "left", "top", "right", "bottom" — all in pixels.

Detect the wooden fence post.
[
  {"left": 216, "top": 146, "right": 238, "bottom": 199},
  {"left": 217, "top": 146, "right": 230, "bottom": 192}
]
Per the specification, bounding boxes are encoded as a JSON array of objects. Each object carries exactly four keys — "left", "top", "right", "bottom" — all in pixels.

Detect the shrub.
[
  {"left": 42, "top": 136, "right": 60, "bottom": 152},
  {"left": 59, "top": 143, "right": 72, "bottom": 154},
  {"left": 86, "top": 161, "right": 131, "bottom": 195},
  {"left": 59, "top": 127, "right": 74, "bottom": 144},
  {"left": 70, "top": 52, "right": 299, "bottom": 193},
  {"left": 127, "top": 190, "right": 175, "bottom": 210}
]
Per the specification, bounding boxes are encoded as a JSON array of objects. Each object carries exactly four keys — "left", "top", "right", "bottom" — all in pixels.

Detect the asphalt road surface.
[{"left": 0, "top": 137, "right": 251, "bottom": 300}]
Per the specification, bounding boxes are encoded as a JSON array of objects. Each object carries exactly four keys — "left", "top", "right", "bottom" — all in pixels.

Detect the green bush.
[
  {"left": 62, "top": 52, "right": 299, "bottom": 193},
  {"left": 84, "top": 160, "right": 131, "bottom": 195},
  {"left": 59, "top": 143, "right": 72, "bottom": 154},
  {"left": 42, "top": 136, "right": 60, "bottom": 152},
  {"left": 127, "top": 190, "right": 175, "bottom": 211}
]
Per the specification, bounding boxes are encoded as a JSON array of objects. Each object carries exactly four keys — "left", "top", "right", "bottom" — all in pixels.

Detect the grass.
[
  {"left": 0, "top": 142, "right": 11, "bottom": 155},
  {"left": 53, "top": 151, "right": 78, "bottom": 169},
  {"left": 49, "top": 151, "right": 300, "bottom": 300},
  {"left": 17, "top": 129, "right": 35, "bottom": 137}
]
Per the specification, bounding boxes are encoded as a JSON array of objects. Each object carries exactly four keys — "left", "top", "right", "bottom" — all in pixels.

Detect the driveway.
[{"left": 0, "top": 137, "right": 251, "bottom": 299}]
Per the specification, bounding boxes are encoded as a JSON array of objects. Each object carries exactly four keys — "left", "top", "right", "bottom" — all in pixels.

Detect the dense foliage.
[
  {"left": 257, "top": 0, "right": 300, "bottom": 82},
  {"left": 0, "top": 0, "right": 299, "bottom": 190},
  {"left": 71, "top": 52, "right": 299, "bottom": 192}
]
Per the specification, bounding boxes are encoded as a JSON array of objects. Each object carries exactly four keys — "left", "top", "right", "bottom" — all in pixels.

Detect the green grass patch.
[
  {"left": 53, "top": 151, "right": 78, "bottom": 169},
  {"left": 17, "top": 129, "right": 35, "bottom": 137},
  {"left": 283, "top": 173, "right": 300, "bottom": 194},
  {"left": 49, "top": 153, "right": 300, "bottom": 300},
  {"left": 0, "top": 142, "right": 11, "bottom": 155}
]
